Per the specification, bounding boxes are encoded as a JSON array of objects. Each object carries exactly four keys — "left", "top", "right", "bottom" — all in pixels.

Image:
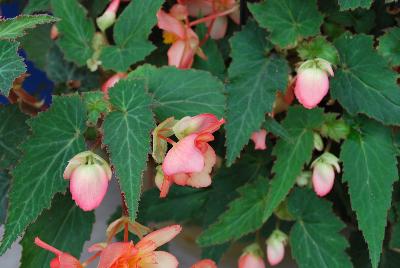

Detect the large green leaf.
[
  {"left": 100, "top": 0, "right": 164, "bottom": 71},
  {"left": 103, "top": 80, "right": 154, "bottom": 220},
  {"left": 128, "top": 65, "right": 225, "bottom": 120},
  {"left": 23, "top": 0, "right": 50, "bottom": 14},
  {"left": 0, "top": 105, "right": 29, "bottom": 170},
  {"left": 0, "top": 172, "right": 9, "bottom": 224},
  {"left": 0, "top": 15, "right": 57, "bottom": 40},
  {"left": 20, "top": 24, "right": 52, "bottom": 70},
  {"left": 331, "top": 34, "right": 400, "bottom": 126},
  {"left": 0, "top": 41, "right": 26, "bottom": 96},
  {"left": 378, "top": 27, "right": 400, "bottom": 66},
  {"left": 341, "top": 118, "right": 398, "bottom": 268},
  {"left": 51, "top": 0, "right": 95, "bottom": 66},
  {"left": 225, "top": 21, "right": 288, "bottom": 165},
  {"left": 197, "top": 177, "right": 269, "bottom": 246},
  {"left": 288, "top": 188, "right": 352, "bottom": 268},
  {"left": 297, "top": 36, "right": 339, "bottom": 64},
  {"left": 338, "top": 0, "right": 373, "bottom": 10},
  {"left": 0, "top": 95, "right": 87, "bottom": 255},
  {"left": 20, "top": 193, "right": 95, "bottom": 268},
  {"left": 249, "top": 0, "right": 323, "bottom": 47}
]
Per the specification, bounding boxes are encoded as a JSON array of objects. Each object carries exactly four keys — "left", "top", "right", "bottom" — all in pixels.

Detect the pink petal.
[
  {"left": 168, "top": 40, "right": 186, "bottom": 68},
  {"left": 267, "top": 241, "right": 285, "bottom": 266},
  {"left": 88, "top": 242, "right": 107, "bottom": 253},
  {"left": 294, "top": 68, "right": 329, "bottom": 109},
  {"left": 98, "top": 242, "right": 136, "bottom": 268},
  {"left": 70, "top": 164, "right": 109, "bottom": 211},
  {"left": 186, "top": 145, "right": 215, "bottom": 188},
  {"left": 170, "top": 4, "right": 189, "bottom": 20},
  {"left": 173, "top": 114, "right": 224, "bottom": 139},
  {"left": 312, "top": 163, "right": 335, "bottom": 197},
  {"left": 58, "top": 253, "right": 83, "bottom": 268},
  {"left": 136, "top": 225, "right": 182, "bottom": 254},
  {"left": 191, "top": 259, "right": 217, "bottom": 268},
  {"left": 157, "top": 10, "right": 186, "bottom": 39},
  {"left": 141, "top": 251, "right": 179, "bottom": 268},
  {"left": 251, "top": 130, "right": 267, "bottom": 150},
  {"left": 178, "top": 0, "right": 213, "bottom": 17},
  {"left": 209, "top": 16, "right": 228, "bottom": 40},
  {"left": 172, "top": 173, "right": 190, "bottom": 186},
  {"left": 238, "top": 254, "right": 266, "bottom": 268},
  {"left": 229, "top": 8, "right": 241, "bottom": 24},
  {"left": 101, "top": 73, "right": 126, "bottom": 98},
  {"left": 162, "top": 134, "right": 205, "bottom": 176}
]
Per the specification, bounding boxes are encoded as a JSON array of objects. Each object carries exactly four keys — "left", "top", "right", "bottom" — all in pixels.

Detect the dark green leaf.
[
  {"left": 0, "top": 15, "right": 58, "bottom": 40},
  {"left": 83, "top": 91, "right": 109, "bottom": 126},
  {"left": 378, "top": 27, "right": 400, "bottom": 66},
  {"left": 0, "top": 171, "right": 9, "bottom": 224},
  {"left": 23, "top": 0, "right": 50, "bottom": 14},
  {"left": 338, "top": 0, "right": 373, "bottom": 10},
  {"left": 264, "top": 117, "right": 291, "bottom": 141},
  {"left": 0, "top": 41, "right": 26, "bottom": 96},
  {"left": 297, "top": 36, "right": 339, "bottom": 64},
  {"left": 20, "top": 24, "right": 52, "bottom": 69}
]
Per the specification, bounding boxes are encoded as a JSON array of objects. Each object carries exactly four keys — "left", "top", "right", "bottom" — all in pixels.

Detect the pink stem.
[
  {"left": 34, "top": 237, "right": 63, "bottom": 256},
  {"left": 189, "top": 5, "right": 238, "bottom": 27}
]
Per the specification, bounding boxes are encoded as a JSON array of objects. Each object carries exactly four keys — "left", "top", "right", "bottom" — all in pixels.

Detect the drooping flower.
[
  {"left": 101, "top": 72, "right": 127, "bottom": 99},
  {"left": 266, "top": 230, "right": 288, "bottom": 266},
  {"left": 311, "top": 152, "right": 341, "bottom": 197},
  {"left": 158, "top": 114, "right": 224, "bottom": 197},
  {"left": 251, "top": 129, "right": 267, "bottom": 150},
  {"left": 157, "top": 4, "right": 206, "bottom": 69},
  {"left": 191, "top": 259, "right": 217, "bottom": 268},
  {"left": 97, "top": 225, "right": 182, "bottom": 268},
  {"left": 64, "top": 151, "right": 112, "bottom": 211},
  {"left": 294, "top": 58, "right": 334, "bottom": 109},
  {"left": 97, "top": 0, "right": 120, "bottom": 32},
  {"left": 238, "top": 243, "right": 265, "bottom": 268},
  {"left": 34, "top": 237, "right": 82, "bottom": 268}
]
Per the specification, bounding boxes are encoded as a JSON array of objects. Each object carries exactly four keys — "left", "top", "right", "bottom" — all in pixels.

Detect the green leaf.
[
  {"left": 103, "top": 80, "right": 154, "bottom": 220},
  {"left": 100, "top": 0, "right": 164, "bottom": 71},
  {"left": 288, "top": 188, "right": 352, "bottom": 268},
  {"left": 331, "top": 34, "right": 400, "bottom": 126},
  {"left": 23, "top": 0, "right": 50, "bottom": 14},
  {"left": 0, "top": 172, "right": 9, "bottom": 224},
  {"left": 0, "top": 95, "right": 87, "bottom": 255},
  {"left": 338, "top": 0, "right": 373, "bottom": 10},
  {"left": 197, "top": 177, "right": 269, "bottom": 246},
  {"left": 378, "top": 27, "right": 400, "bottom": 66},
  {"left": 0, "top": 105, "right": 29, "bottom": 170},
  {"left": 83, "top": 92, "right": 109, "bottom": 126},
  {"left": 263, "top": 117, "right": 291, "bottom": 142},
  {"left": 0, "top": 41, "right": 26, "bottom": 96},
  {"left": 225, "top": 21, "right": 288, "bottom": 165},
  {"left": 341, "top": 118, "right": 398, "bottom": 268},
  {"left": 20, "top": 24, "right": 52, "bottom": 69},
  {"left": 249, "top": 0, "right": 323, "bottom": 47},
  {"left": 51, "top": 0, "right": 95, "bottom": 66},
  {"left": 20, "top": 193, "right": 94, "bottom": 267},
  {"left": 390, "top": 220, "right": 400, "bottom": 251},
  {"left": 0, "top": 15, "right": 57, "bottom": 40},
  {"left": 128, "top": 65, "right": 225, "bottom": 120},
  {"left": 297, "top": 36, "right": 339, "bottom": 64}
]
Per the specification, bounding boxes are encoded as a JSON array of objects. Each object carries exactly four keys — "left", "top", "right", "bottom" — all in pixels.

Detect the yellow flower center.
[{"left": 163, "top": 32, "right": 179, "bottom": 44}]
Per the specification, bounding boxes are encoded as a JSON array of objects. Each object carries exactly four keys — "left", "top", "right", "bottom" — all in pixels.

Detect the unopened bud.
[
  {"left": 96, "top": 0, "right": 120, "bottom": 32},
  {"left": 266, "top": 230, "right": 288, "bottom": 266},
  {"left": 313, "top": 132, "right": 324, "bottom": 151}
]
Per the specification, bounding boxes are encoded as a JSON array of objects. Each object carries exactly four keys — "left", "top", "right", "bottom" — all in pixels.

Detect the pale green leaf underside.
[
  {"left": 0, "top": 105, "right": 29, "bottom": 170},
  {"left": 341, "top": 118, "right": 398, "bottom": 268},
  {"left": 128, "top": 65, "right": 225, "bottom": 120},
  {"left": 338, "top": 0, "right": 373, "bottom": 10},
  {"left": 289, "top": 188, "right": 352, "bottom": 268},
  {"left": 378, "top": 27, "right": 400, "bottom": 66},
  {"left": 0, "top": 41, "right": 26, "bottom": 96},
  {"left": 51, "top": 0, "right": 95, "bottom": 66},
  {"left": 225, "top": 21, "right": 288, "bottom": 165},
  {"left": 0, "top": 15, "right": 57, "bottom": 40},
  {"left": 100, "top": 0, "right": 164, "bottom": 71},
  {"left": 0, "top": 95, "right": 87, "bottom": 255},
  {"left": 103, "top": 80, "right": 154, "bottom": 220},
  {"left": 331, "top": 34, "right": 400, "bottom": 126},
  {"left": 20, "top": 194, "right": 95, "bottom": 268},
  {"left": 249, "top": 0, "right": 323, "bottom": 47}
]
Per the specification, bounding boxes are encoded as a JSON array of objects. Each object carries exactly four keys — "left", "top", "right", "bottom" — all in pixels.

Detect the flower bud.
[
  {"left": 251, "top": 129, "right": 267, "bottom": 150},
  {"left": 295, "top": 58, "right": 334, "bottom": 109},
  {"left": 313, "top": 132, "right": 324, "bottom": 151},
  {"left": 191, "top": 259, "right": 217, "bottom": 268},
  {"left": 96, "top": 0, "right": 120, "bottom": 32},
  {"left": 50, "top": 25, "right": 59, "bottom": 40},
  {"left": 238, "top": 243, "right": 265, "bottom": 268},
  {"left": 266, "top": 230, "right": 288, "bottom": 266},
  {"left": 296, "top": 171, "right": 311, "bottom": 187},
  {"left": 311, "top": 152, "right": 340, "bottom": 197},
  {"left": 64, "top": 151, "right": 112, "bottom": 211}
]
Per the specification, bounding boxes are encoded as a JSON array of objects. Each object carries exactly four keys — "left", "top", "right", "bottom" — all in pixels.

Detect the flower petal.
[
  {"left": 251, "top": 130, "right": 267, "bottom": 150},
  {"left": 97, "top": 242, "right": 136, "bottom": 268},
  {"left": 209, "top": 16, "right": 228, "bottom": 40},
  {"left": 267, "top": 241, "right": 285, "bottom": 266},
  {"left": 294, "top": 68, "right": 329, "bottom": 109},
  {"left": 136, "top": 225, "right": 182, "bottom": 254},
  {"left": 140, "top": 251, "right": 179, "bottom": 268},
  {"left": 238, "top": 254, "right": 266, "bottom": 268},
  {"left": 312, "top": 162, "right": 335, "bottom": 197},
  {"left": 173, "top": 114, "right": 224, "bottom": 139},
  {"left": 178, "top": 0, "right": 213, "bottom": 17},
  {"left": 167, "top": 40, "right": 186, "bottom": 68},
  {"left": 157, "top": 10, "right": 186, "bottom": 39},
  {"left": 58, "top": 253, "right": 83, "bottom": 268},
  {"left": 191, "top": 259, "right": 217, "bottom": 268}
]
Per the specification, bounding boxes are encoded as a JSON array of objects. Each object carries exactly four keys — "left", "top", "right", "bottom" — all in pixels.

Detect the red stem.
[
  {"left": 189, "top": 6, "right": 238, "bottom": 27},
  {"left": 34, "top": 237, "right": 63, "bottom": 256},
  {"left": 82, "top": 252, "right": 102, "bottom": 267}
]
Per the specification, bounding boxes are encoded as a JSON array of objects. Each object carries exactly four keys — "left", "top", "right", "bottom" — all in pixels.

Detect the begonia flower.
[
  {"left": 152, "top": 117, "right": 177, "bottom": 164},
  {"left": 251, "top": 129, "right": 267, "bottom": 150},
  {"left": 101, "top": 72, "right": 126, "bottom": 99},
  {"left": 64, "top": 151, "right": 112, "bottom": 211},
  {"left": 238, "top": 243, "right": 265, "bottom": 268},
  {"left": 266, "top": 230, "right": 288, "bottom": 266},
  {"left": 191, "top": 259, "right": 217, "bottom": 268},
  {"left": 97, "top": 0, "right": 120, "bottom": 32},
  {"left": 311, "top": 152, "right": 341, "bottom": 197},
  {"left": 294, "top": 58, "right": 334, "bottom": 109}
]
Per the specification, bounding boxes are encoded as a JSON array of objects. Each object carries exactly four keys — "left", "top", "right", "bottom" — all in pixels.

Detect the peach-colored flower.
[
  {"left": 101, "top": 73, "right": 127, "bottom": 99},
  {"left": 64, "top": 151, "right": 112, "bottom": 211},
  {"left": 294, "top": 58, "right": 334, "bottom": 109},
  {"left": 251, "top": 129, "right": 267, "bottom": 150},
  {"left": 157, "top": 4, "right": 206, "bottom": 69},
  {"left": 98, "top": 225, "right": 182, "bottom": 268},
  {"left": 191, "top": 259, "right": 217, "bottom": 268},
  {"left": 311, "top": 152, "right": 340, "bottom": 197},
  {"left": 34, "top": 237, "right": 82, "bottom": 268}
]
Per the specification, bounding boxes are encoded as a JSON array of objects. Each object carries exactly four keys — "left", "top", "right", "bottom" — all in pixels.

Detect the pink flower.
[
  {"left": 34, "top": 237, "right": 82, "bottom": 268},
  {"left": 251, "top": 129, "right": 267, "bottom": 150},
  {"left": 101, "top": 72, "right": 127, "bottom": 99},
  {"left": 50, "top": 25, "right": 59, "bottom": 40},
  {"left": 97, "top": 0, "right": 121, "bottom": 32},
  {"left": 266, "top": 230, "right": 288, "bottom": 266},
  {"left": 311, "top": 152, "right": 340, "bottom": 197},
  {"left": 157, "top": 4, "right": 206, "bottom": 69},
  {"left": 172, "top": 113, "right": 225, "bottom": 140},
  {"left": 64, "top": 151, "right": 112, "bottom": 211},
  {"left": 238, "top": 244, "right": 265, "bottom": 268},
  {"left": 191, "top": 259, "right": 217, "bottom": 268},
  {"left": 98, "top": 225, "right": 181, "bottom": 268},
  {"left": 294, "top": 58, "right": 334, "bottom": 109}
]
